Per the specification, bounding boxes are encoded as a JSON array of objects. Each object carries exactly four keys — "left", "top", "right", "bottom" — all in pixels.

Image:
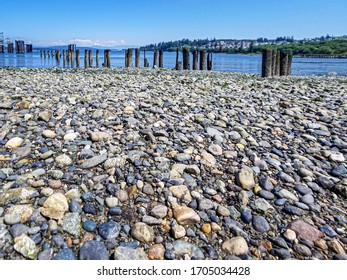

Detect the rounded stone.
[
  {"left": 201, "top": 223, "right": 211, "bottom": 234},
  {"left": 148, "top": 244, "right": 165, "bottom": 260},
  {"left": 222, "top": 236, "right": 249, "bottom": 256},
  {"left": 131, "top": 222, "right": 154, "bottom": 244},
  {"left": 98, "top": 221, "right": 121, "bottom": 239},
  {"left": 171, "top": 224, "right": 186, "bottom": 239},
  {"left": 252, "top": 216, "right": 270, "bottom": 233},
  {"left": 52, "top": 248, "right": 76, "bottom": 260},
  {"left": 5, "top": 137, "right": 24, "bottom": 149},
  {"left": 173, "top": 206, "right": 200, "bottom": 226},
  {"left": 237, "top": 169, "right": 255, "bottom": 190},
  {"left": 42, "top": 130, "right": 56, "bottom": 138},
  {"left": 55, "top": 154, "right": 72, "bottom": 166},
  {"left": 40, "top": 193, "right": 68, "bottom": 220},
  {"left": 82, "top": 220, "right": 97, "bottom": 232},
  {"left": 4, "top": 213, "right": 21, "bottom": 225},
  {"left": 79, "top": 240, "right": 109, "bottom": 260}
]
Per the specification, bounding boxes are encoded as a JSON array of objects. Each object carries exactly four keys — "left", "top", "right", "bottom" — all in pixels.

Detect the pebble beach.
[{"left": 0, "top": 67, "right": 346, "bottom": 260}]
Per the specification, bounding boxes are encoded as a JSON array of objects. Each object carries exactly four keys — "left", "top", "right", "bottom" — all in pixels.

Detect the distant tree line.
[
  {"left": 141, "top": 37, "right": 347, "bottom": 56},
  {"left": 254, "top": 39, "right": 347, "bottom": 56}
]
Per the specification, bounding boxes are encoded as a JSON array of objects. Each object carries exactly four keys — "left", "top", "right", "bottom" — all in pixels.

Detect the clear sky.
[{"left": 0, "top": 0, "right": 346, "bottom": 47}]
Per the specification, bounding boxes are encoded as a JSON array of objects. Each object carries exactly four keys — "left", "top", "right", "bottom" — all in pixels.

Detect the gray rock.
[
  {"left": 79, "top": 241, "right": 109, "bottom": 260},
  {"left": 252, "top": 216, "right": 270, "bottom": 233},
  {"left": 277, "top": 172, "right": 295, "bottom": 183},
  {"left": 4, "top": 214, "right": 21, "bottom": 225},
  {"left": 131, "top": 222, "right": 154, "bottom": 243},
  {"left": 10, "top": 224, "right": 30, "bottom": 238},
  {"left": 98, "top": 221, "right": 121, "bottom": 240},
  {"left": 198, "top": 199, "right": 214, "bottom": 211},
  {"left": 52, "top": 248, "right": 76, "bottom": 260},
  {"left": 62, "top": 212, "right": 81, "bottom": 237},
  {"left": 14, "top": 235, "right": 38, "bottom": 259},
  {"left": 150, "top": 205, "right": 168, "bottom": 218},
  {"left": 114, "top": 246, "right": 148, "bottom": 260},
  {"left": 142, "top": 215, "right": 162, "bottom": 225},
  {"left": 38, "top": 249, "right": 53, "bottom": 260},
  {"left": 81, "top": 154, "right": 108, "bottom": 169},
  {"left": 283, "top": 205, "right": 303, "bottom": 216},
  {"left": 173, "top": 240, "right": 205, "bottom": 259},
  {"left": 300, "top": 194, "right": 314, "bottom": 205}
]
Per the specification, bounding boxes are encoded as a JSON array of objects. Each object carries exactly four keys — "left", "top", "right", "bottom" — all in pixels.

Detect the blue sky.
[{"left": 0, "top": 0, "right": 346, "bottom": 47}]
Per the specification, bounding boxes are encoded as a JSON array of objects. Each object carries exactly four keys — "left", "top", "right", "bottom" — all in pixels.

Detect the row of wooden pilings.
[
  {"left": 39, "top": 48, "right": 291, "bottom": 76},
  {"left": 40, "top": 49, "right": 110, "bottom": 68},
  {"left": 125, "top": 48, "right": 213, "bottom": 70},
  {"left": 261, "top": 49, "right": 293, "bottom": 77},
  {"left": 40, "top": 48, "right": 214, "bottom": 70}
]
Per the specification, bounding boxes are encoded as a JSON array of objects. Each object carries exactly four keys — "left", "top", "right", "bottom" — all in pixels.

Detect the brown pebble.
[
  {"left": 73, "top": 239, "right": 80, "bottom": 245},
  {"left": 81, "top": 232, "right": 94, "bottom": 243},
  {"left": 201, "top": 223, "right": 211, "bottom": 234},
  {"left": 213, "top": 194, "right": 223, "bottom": 202},
  {"left": 259, "top": 240, "right": 272, "bottom": 251},
  {"left": 148, "top": 244, "right": 165, "bottom": 260},
  {"left": 127, "top": 185, "right": 137, "bottom": 197},
  {"left": 31, "top": 180, "right": 45, "bottom": 187},
  {"left": 49, "top": 180, "right": 62, "bottom": 189},
  {"left": 327, "top": 239, "right": 345, "bottom": 254},
  {"left": 314, "top": 239, "right": 328, "bottom": 250},
  {"left": 66, "top": 236, "right": 72, "bottom": 247}
]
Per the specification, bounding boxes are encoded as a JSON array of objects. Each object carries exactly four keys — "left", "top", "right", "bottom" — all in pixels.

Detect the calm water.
[{"left": 1, "top": 50, "right": 346, "bottom": 76}]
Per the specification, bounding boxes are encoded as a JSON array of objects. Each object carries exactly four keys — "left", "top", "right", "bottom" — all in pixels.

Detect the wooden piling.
[
  {"left": 125, "top": 49, "right": 128, "bottom": 67},
  {"left": 182, "top": 48, "right": 190, "bottom": 70},
  {"left": 279, "top": 51, "right": 289, "bottom": 76},
  {"left": 96, "top": 50, "right": 99, "bottom": 68},
  {"left": 84, "top": 50, "right": 88, "bottom": 68},
  {"left": 287, "top": 52, "right": 293, "bottom": 76},
  {"left": 63, "top": 50, "right": 66, "bottom": 67},
  {"left": 55, "top": 50, "right": 60, "bottom": 60},
  {"left": 144, "top": 50, "right": 148, "bottom": 67},
  {"left": 261, "top": 49, "right": 273, "bottom": 77},
  {"left": 135, "top": 48, "right": 140, "bottom": 68},
  {"left": 192, "top": 50, "right": 198, "bottom": 70},
  {"left": 51, "top": 50, "right": 54, "bottom": 58},
  {"left": 199, "top": 50, "right": 207, "bottom": 70},
  {"left": 40, "top": 50, "right": 42, "bottom": 58},
  {"left": 153, "top": 50, "right": 158, "bottom": 68},
  {"left": 159, "top": 50, "right": 163, "bottom": 68},
  {"left": 70, "top": 50, "right": 75, "bottom": 67},
  {"left": 44, "top": 50, "right": 47, "bottom": 58},
  {"left": 7, "top": 43, "right": 14, "bottom": 53},
  {"left": 104, "top": 49, "right": 110, "bottom": 67},
  {"left": 125, "top": 48, "right": 133, "bottom": 68},
  {"left": 175, "top": 48, "right": 179, "bottom": 67},
  {"left": 275, "top": 50, "right": 281, "bottom": 76},
  {"left": 271, "top": 50, "right": 277, "bottom": 76},
  {"left": 207, "top": 52, "right": 213, "bottom": 70},
  {"left": 176, "top": 61, "right": 182, "bottom": 70},
  {"left": 76, "top": 50, "right": 80, "bottom": 68},
  {"left": 88, "top": 50, "right": 92, "bottom": 67}
]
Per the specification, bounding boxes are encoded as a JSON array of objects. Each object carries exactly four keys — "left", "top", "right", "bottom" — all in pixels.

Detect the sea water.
[{"left": 0, "top": 50, "right": 346, "bottom": 76}]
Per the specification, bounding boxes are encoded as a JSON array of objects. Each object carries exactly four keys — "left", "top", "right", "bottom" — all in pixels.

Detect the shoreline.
[{"left": 0, "top": 68, "right": 346, "bottom": 260}]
